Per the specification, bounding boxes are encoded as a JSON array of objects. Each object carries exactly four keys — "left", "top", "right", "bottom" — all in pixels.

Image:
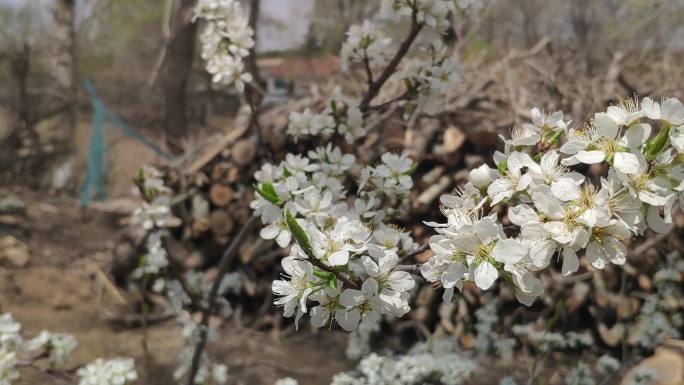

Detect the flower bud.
[{"left": 468, "top": 164, "right": 492, "bottom": 190}]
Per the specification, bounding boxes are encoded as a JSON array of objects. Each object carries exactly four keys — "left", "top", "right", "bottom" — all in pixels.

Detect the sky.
[{"left": 259, "top": 0, "right": 314, "bottom": 52}]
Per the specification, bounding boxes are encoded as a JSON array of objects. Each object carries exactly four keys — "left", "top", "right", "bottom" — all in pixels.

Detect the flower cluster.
[
  {"left": 173, "top": 315, "right": 228, "bottom": 385},
  {"left": 631, "top": 250, "right": 683, "bottom": 350},
  {"left": 400, "top": 41, "right": 461, "bottom": 114},
  {"left": 0, "top": 313, "right": 78, "bottom": 385},
  {"left": 77, "top": 358, "right": 138, "bottom": 385},
  {"left": 422, "top": 97, "right": 684, "bottom": 306},
  {"left": 131, "top": 167, "right": 232, "bottom": 385},
  {"left": 341, "top": 21, "right": 392, "bottom": 72},
  {"left": 0, "top": 349, "right": 18, "bottom": 385},
  {"left": 330, "top": 337, "right": 476, "bottom": 385},
  {"left": 287, "top": 93, "right": 365, "bottom": 144},
  {"left": 26, "top": 331, "right": 78, "bottom": 367},
  {"left": 381, "top": 0, "right": 455, "bottom": 31},
  {"left": 252, "top": 143, "right": 419, "bottom": 330},
  {"left": 131, "top": 231, "right": 169, "bottom": 278},
  {"left": 194, "top": 0, "right": 254, "bottom": 91}
]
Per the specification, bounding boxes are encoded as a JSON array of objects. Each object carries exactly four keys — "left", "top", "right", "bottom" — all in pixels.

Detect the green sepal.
[
  {"left": 313, "top": 270, "right": 334, "bottom": 280},
  {"left": 254, "top": 182, "right": 282, "bottom": 205},
  {"left": 497, "top": 159, "right": 508, "bottom": 174},
  {"left": 547, "top": 128, "right": 564, "bottom": 145},
  {"left": 285, "top": 209, "right": 313, "bottom": 255},
  {"left": 327, "top": 276, "right": 338, "bottom": 290},
  {"left": 646, "top": 125, "right": 671, "bottom": 161}
]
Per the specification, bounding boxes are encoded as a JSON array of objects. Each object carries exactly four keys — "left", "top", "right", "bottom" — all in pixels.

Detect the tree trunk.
[
  {"left": 53, "top": 0, "right": 77, "bottom": 136},
  {"left": 245, "top": 0, "right": 263, "bottom": 108},
  {"left": 160, "top": 0, "right": 198, "bottom": 155}
]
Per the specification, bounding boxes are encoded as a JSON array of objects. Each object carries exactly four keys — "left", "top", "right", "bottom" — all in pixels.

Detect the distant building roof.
[{"left": 258, "top": 56, "right": 340, "bottom": 80}]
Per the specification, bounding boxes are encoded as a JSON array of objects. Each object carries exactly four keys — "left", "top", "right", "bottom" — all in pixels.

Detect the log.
[
  {"left": 209, "top": 210, "right": 234, "bottom": 236},
  {"left": 232, "top": 139, "right": 256, "bottom": 166},
  {"left": 209, "top": 184, "right": 234, "bottom": 207},
  {"left": 210, "top": 162, "right": 231, "bottom": 181}
]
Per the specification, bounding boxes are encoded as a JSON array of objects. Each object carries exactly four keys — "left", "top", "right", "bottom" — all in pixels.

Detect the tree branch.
[
  {"left": 395, "top": 264, "right": 421, "bottom": 274},
  {"left": 359, "top": 9, "right": 423, "bottom": 112},
  {"left": 306, "top": 255, "right": 359, "bottom": 289},
  {"left": 362, "top": 50, "right": 374, "bottom": 86},
  {"left": 186, "top": 215, "right": 259, "bottom": 385},
  {"left": 367, "top": 91, "right": 411, "bottom": 112},
  {"left": 399, "top": 243, "right": 429, "bottom": 263}
]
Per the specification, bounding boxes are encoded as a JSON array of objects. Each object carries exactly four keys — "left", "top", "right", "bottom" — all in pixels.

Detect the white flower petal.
[
  {"left": 492, "top": 239, "right": 527, "bottom": 265},
  {"left": 336, "top": 309, "right": 360, "bottom": 331},
  {"left": 339, "top": 289, "right": 364, "bottom": 307},
  {"left": 613, "top": 152, "right": 640, "bottom": 175},
  {"left": 473, "top": 261, "right": 498, "bottom": 290},
  {"left": 328, "top": 250, "right": 349, "bottom": 266},
  {"left": 551, "top": 178, "right": 580, "bottom": 201},
  {"left": 574, "top": 150, "right": 605, "bottom": 164},
  {"left": 561, "top": 247, "right": 579, "bottom": 276}
]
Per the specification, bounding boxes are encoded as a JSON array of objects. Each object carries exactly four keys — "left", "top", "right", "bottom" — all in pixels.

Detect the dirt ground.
[{"left": 0, "top": 186, "right": 350, "bottom": 385}]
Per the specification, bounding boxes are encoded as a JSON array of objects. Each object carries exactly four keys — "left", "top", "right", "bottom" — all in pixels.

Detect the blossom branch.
[
  {"left": 362, "top": 51, "right": 375, "bottom": 86},
  {"left": 394, "top": 264, "right": 421, "bottom": 274},
  {"left": 399, "top": 243, "right": 429, "bottom": 263},
  {"left": 367, "top": 91, "right": 412, "bottom": 111},
  {"left": 306, "top": 255, "right": 360, "bottom": 289},
  {"left": 359, "top": 8, "right": 423, "bottom": 112}
]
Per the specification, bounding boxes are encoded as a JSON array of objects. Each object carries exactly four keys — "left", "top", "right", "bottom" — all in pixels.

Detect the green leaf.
[
  {"left": 646, "top": 125, "right": 671, "bottom": 161},
  {"left": 497, "top": 159, "right": 508, "bottom": 174},
  {"left": 254, "top": 182, "right": 282, "bottom": 205},
  {"left": 285, "top": 209, "right": 313, "bottom": 255}
]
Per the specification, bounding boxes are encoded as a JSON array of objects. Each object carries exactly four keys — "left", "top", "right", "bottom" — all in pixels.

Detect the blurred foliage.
[{"left": 79, "top": 0, "right": 166, "bottom": 82}]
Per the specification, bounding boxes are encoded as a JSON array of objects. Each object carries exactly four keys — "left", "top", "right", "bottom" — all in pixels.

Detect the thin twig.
[
  {"left": 362, "top": 50, "right": 374, "bottom": 86},
  {"left": 359, "top": 7, "right": 423, "bottom": 112},
  {"left": 140, "top": 275, "right": 151, "bottom": 383},
  {"left": 247, "top": 85, "right": 273, "bottom": 163},
  {"left": 186, "top": 215, "right": 259, "bottom": 385},
  {"left": 395, "top": 264, "right": 421, "bottom": 274},
  {"left": 366, "top": 92, "right": 411, "bottom": 112},
  {"left": 305, "top": 255, "right": 359, "bottom": 289},
  {"left": 399, "top": 243, "right": 429, "bottom": 263}
]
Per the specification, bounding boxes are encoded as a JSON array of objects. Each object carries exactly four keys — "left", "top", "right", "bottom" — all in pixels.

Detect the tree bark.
[
  {"left": 160, "top": 0, "right": 198, "bottom": 155},
  {"left": 53, "top": 0, "right": 77, "bottom": 136}
]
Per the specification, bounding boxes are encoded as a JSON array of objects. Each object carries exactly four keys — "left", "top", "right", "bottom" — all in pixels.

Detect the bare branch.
[{"left": 186, "top": 215, "right": 259, "bottom": 385}]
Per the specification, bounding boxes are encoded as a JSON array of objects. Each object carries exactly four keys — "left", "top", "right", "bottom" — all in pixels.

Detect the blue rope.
[{"left": 80, "top": 80, "right": 174, "bottom": 206}]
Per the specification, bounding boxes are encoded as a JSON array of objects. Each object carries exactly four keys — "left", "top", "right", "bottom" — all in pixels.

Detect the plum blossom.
[
  {"left": 561, "top": 112, "right": 649, "bottom": 174},
  {"left": 77, "top": 358, "right": 137, "bottom": 385},
  {"left": 337, "top": 278, "right": 383, "bottom": 331},
  {"left": 488, "top": 152, "right": 540, "bottom": 205},
  {"left": 194, "top": 0, "right": 254, "bottom": 91},
  {"left": 272, "top": 256, "right": 316, "bottom": 328}
]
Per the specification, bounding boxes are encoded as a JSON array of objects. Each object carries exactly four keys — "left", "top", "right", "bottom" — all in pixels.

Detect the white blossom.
[
  {"left": 0, "top": 350, "right": 19, "bottom": 385},
  {"left": 77, "top": 358, "right": 137, "bottom": 385}
]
